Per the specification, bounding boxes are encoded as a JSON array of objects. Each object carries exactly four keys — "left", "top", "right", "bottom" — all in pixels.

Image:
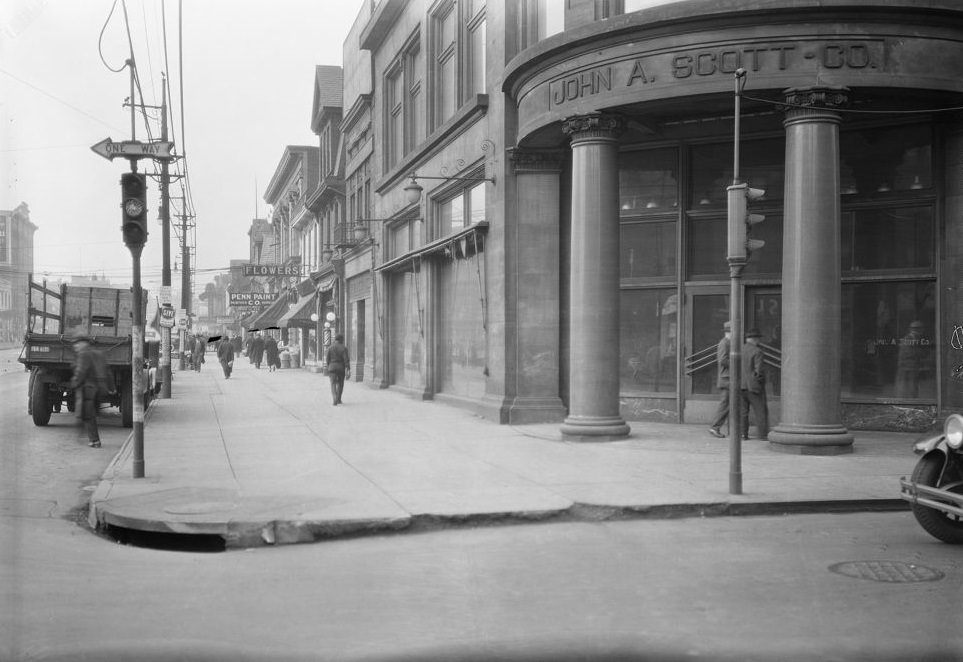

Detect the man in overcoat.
[
  {"left": 70, "top": 336, "right": 113, "bottom": 448},
  {"left": 708, "top": 320, "right": 731, "bottom": 438},
  {"left": 740, "top": 327, "right": 769, "bottom": 441},
  {"left": 217, "top": 336, "right": 235, "bottom": 379}
]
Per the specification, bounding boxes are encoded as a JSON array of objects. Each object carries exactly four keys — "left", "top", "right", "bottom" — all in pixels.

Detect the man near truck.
[{"left": 69, "top": 335, "right": 113, "bottom": 448}]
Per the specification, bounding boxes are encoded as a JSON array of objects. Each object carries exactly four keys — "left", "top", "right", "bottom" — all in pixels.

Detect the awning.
[
  {"left": 376, "top": 221, "right": 488, "bottom": 273},
  {"left": 244, "top": 293, "right": 290, "bottom": 330},
  {"left": 279, "top": 293, "right": 317, "bottom": 329}
]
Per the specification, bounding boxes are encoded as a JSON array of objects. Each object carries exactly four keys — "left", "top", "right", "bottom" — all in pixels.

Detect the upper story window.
[
  {"left": 515, "top": 0, "right": 563, "bottom": 53},
  {"left": 384, "top": 34, "right": 422, "bottom": 170},
  {"left": 429, "top": 0, "right": 486, "bottom": 130},
  {"left": 437, "top": 181, "right": 485, "bottom": 237}
]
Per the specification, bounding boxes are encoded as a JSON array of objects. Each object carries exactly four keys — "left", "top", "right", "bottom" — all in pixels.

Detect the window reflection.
[
  {"left": 619, "top": 148, "right": 678, "bottom": 212},
  {"left": 841, "top": 281, "right": 936, "bottom": 400},
  {"left": 841, "top": 206, "right": 934, "bottom": 272},
  {"left": 620, "top": 289, "right": 677, "bottom": 393},
  {"left": 620, "top": 221, "right": 675, "bottom": 279},
  {"left": 840, "top": 124, "right": 931, "bottom": 197},
  {"left": 689, "top": 138, "right": 784, "bottom": 208}
]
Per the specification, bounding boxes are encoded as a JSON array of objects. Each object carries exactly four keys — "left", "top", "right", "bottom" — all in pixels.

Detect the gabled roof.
[
  {"left": 263, "top": 145, "right": 320, "bottom": 204},
  {"left": 311, "top": 65, "right": 344, "bottom": 133}
]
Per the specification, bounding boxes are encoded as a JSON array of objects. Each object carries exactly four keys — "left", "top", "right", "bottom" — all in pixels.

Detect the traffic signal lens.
[{"left": 121, "top": 172, "right": 148, "bottom": 248}]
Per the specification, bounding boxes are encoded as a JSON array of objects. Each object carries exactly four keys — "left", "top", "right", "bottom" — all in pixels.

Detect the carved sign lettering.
[{"left": 548, "top": 40, "right": 883, "bottom": 108}]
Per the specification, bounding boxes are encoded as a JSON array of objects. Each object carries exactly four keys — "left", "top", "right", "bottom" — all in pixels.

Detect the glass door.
[{"left": 682, "top": 288, "right": 729, "bottom": 422}]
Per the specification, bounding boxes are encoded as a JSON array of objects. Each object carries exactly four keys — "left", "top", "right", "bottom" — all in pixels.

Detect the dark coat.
[
  {"left": 264, "top": 336, "right": 280, "bottom": 367},
  {"left": 70, "top": 344, "right": 111, "bottom": 420},
  {"left": 716, "top": 336, "right": 730, "bottom": 389},
  {"left": 741, "top": 341, "right": 765, "bottom": 393},
  {"left": 217, "top": 339, "right": 235, "bottom": 364},
  {"left": 250, "top": 336, "right": 265, "bottom": 363},
  {"left": 325, "top": 341, "right": 350, "bottom": 375}
]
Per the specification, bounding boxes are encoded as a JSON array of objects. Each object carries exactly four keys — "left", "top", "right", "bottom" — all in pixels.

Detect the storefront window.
[
  {"left": 839, "top": 124, "right": 931, "bottom": 197},
  {"left": 841, "top": 281, "right": 936, "bottom": 400},
  {"left": 621, "top": 221, "right": 675, "bottom": 279},
  {"left": 689, "top": 138, "right": 784, "bottom": 209},
  {"left": 620, "top": 288, "right": 677, "bottom": 394},
  {"left": 619, "top": 148, "right": 678, "bottom": 212},
  {"left": 841, "top": 206, "right": 934, "bottom": 273},
  {"left": 688, "top": 213, "right": 783, "bottom": 278}
]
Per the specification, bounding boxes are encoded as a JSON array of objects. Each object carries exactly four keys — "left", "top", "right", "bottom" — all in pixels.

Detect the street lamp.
[{"left": 403, "top": 172, "right": 495, "bottom": 204}]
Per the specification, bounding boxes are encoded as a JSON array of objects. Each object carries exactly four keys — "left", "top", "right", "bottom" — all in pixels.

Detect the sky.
[{"left": 0, "top": 0, "right": 362, "bottom": 301}]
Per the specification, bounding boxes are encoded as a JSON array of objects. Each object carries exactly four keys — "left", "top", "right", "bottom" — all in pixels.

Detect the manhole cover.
[{"left": 829, "top": 560, "right": 944, "bottom": 583}]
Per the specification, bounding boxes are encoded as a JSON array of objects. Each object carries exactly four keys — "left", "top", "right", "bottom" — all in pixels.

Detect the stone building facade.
[{"left": 338, "top": 0, "right": 963, "bottom": 449}]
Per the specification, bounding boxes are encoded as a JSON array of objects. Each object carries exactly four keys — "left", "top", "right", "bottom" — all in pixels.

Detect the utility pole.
[
  {"left": 159, "top": 75, "right": 172, "bottom": 398},
  {"left": 181, "top": 200, "right": 191, "bottom": 367}
]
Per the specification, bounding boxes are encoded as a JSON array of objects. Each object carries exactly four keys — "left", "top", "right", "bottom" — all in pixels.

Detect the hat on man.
[
  {"left": 746, "top": 327, "right": 762, "bottom": 338},
  {"left": 909, "top": 320, "right": 924, "bottom": 330},
  {"left": 67, "top": 331, "right": 89, "bottom": 345},
  {"left": 723, "top": 321, "right": 731, "bottom": 332}
]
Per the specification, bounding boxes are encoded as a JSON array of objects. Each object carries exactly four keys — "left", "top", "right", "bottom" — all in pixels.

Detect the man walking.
[
  {"left": 740, "top": 327, "right": 769, "bottom": 441},
  {"left": 217, "top": 336, "right": 235, "bottom": 379},
  {"left": 325, "top": 333, "right": 350, "bottom": 405},
  {"left": 69, "top": 335, "right": 112, "bottom": 448},
  {"left": 708, "top": 320, "right": 731, "bottom": 438}
]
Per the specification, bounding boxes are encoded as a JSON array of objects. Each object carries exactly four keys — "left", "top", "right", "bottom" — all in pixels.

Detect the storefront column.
[
  {"left": 506, "top": 148, "right": 567, "bottom": 423},
  {"left": 560, "top": 113, "right": 630, "bottom": 440},
  {"left": 769, "top": 87, "right": 854, "bottom": 454}
]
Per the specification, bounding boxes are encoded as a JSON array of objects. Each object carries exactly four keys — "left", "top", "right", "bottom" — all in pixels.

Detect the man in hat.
[
  {"left": 325, "top": 333, "right": 351, "bottom": 405},
  {"left": 708, "top": 321, "right": 731, "bottom": 438},
  {"left": 69, "top": 335, "right": 112, "bottom": 448},
  {"left": 740, "top": 327, "right": 769, "bottom": 440}
]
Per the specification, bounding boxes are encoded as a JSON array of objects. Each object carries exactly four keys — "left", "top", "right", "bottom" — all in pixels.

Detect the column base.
[
  {"left": 508, "top": 396, "right": 567, "bottom": 425},
  {"left": 768, "top": 424, "right": 854, "bottom": 455},
  {"left": 561, "top": 415, "right": 630, "bottom": 441}
]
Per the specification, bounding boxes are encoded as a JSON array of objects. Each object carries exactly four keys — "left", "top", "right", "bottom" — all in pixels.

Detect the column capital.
[
  {"left": 781, "top": 86, "right": 850, "bottom": 125},
  {"left": 508, "top": 147, "right": 566, "bottom": 174},
  {"left": 561, "top": 112, "right": 626, "bottom": 143}
]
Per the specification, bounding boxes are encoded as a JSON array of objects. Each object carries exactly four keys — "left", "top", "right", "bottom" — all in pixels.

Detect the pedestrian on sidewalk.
[
  {"left": 250, "top": 332, "right": 265, "bottom": 369},
  {"left": 217, "top": 336, "right": 235, "bottom": 379},
  {"left": 708, "top": 320, "right": 731, "bottom": 439},
  {"left": 740, "top": 327, "right": 769, "bottom": 440},
  {"left": 69, "top": 335, "right": 113, "bottom": 448},
  {"left": 264, "top": 334, "right": 281, "bottom": 372},
  {"left": 192, "top": 335, "right": 206, "bottom": 372},
  {"left": 325, "top": 333, "right": 350, "bottom": 405}
]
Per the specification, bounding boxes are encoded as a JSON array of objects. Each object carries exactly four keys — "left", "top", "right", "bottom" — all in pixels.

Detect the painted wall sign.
[{"left": 548, "top": 39, "right": 884, "bottom": 108}]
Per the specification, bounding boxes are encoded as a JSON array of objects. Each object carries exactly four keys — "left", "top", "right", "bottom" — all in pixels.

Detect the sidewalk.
[{"left": 88, "top": 358, "right": 918, "bottom": 548}]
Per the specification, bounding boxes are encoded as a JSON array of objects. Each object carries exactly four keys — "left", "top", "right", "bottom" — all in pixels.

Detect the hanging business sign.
[
  {"left": 229, "top": 291, "right": 279, "bottom": 305},
  {"left": 242, "top": 264, "right": 302, "bottom": 277}
]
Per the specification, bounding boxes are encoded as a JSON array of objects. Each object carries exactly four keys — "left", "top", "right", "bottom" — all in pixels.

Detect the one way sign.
[{"left": 91, "top": 137, "right": 175, "bottom": 161}]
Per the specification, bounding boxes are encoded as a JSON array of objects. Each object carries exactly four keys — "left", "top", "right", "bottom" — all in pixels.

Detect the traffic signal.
[
  {"left": 726, "top": 183, "right": 765, "bottom": 261},
  {"left": 120, "top": 172, "right": 148, "bottom": 248}
]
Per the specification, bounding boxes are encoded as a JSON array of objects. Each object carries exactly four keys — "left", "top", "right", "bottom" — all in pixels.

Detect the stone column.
[
  {"left": 769, "top": 87, "right": 854, "bottom": 454},
  {"left": 506, "top": 148, "right": 568, "bottom": 423},
  {"left": 560, "top": 113, "right": 630, "bottom": 440}
]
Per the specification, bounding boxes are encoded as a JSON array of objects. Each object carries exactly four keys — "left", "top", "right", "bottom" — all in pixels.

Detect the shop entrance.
[{"left": 682, "top": 286, "right": 781, "bottom": 423}]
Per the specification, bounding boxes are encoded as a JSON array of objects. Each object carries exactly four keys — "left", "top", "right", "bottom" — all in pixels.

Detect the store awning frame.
[
  {"left": 279, "top": 293, "right": 318, "bottom": 329},
  {"left": 376, "top": 221, "right": 488, "bottom": 273},
  {"left": 244, "top": 293, "right": 290, "bottom": 331}
]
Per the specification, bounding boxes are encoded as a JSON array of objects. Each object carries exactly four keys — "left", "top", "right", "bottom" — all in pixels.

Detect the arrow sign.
[{"left": 91, "top": 137, "right": 175, "bottom": 161}]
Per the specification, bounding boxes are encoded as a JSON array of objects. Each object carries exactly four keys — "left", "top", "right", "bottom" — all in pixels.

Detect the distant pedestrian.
[
  {"left": 896, "top": 320, "right": 927, "bottom": 398},
  {"left": 192, "top": 335, "right": 206, "bottom": 372},
  {"left": 708, "top": 320, "right": 731, "bottom": 439},
  {"left": 325, "top": 333, "right": 350, "bottom": 405},
  {"left": 69, "top": 335, "right": 113, "bottom": 448},
  {"left": 244, "top": 333, "right": 254, "bottom": 363},
  {"left": 217, "top": 337, "right": 235, "bottom": 379},
  {"left": 740, "top": 327, "right": 769, "bottom": 440},
  {"left": 250, "top": 332, "right": 265, "bottom": 369},
  {"left": 231, "top": 333, "right": 243, "bottom": 356},
  {"left": 264, "top": 334, "right": 280, "bottom": 372},
  {"left": 185, "top": 334, "right": 196, "bottom": 369}
]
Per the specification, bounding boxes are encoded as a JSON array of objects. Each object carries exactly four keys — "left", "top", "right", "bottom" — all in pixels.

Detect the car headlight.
[{"left": 945, "top": 414, "right": 963, "bottom": 449}]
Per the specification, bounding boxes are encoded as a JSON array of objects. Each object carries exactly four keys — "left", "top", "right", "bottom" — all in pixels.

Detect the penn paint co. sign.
[{"left": 229, "top": 292, "right": 279, "bottom": 305}]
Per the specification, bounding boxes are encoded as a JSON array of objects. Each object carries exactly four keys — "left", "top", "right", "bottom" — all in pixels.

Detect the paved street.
[{"left": 3, "top": 348, "right": 962, "bottom": 660}]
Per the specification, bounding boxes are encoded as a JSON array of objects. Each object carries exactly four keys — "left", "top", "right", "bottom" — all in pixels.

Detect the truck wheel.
[
  {"left": 121, "top": 382, "right": 133, "bottom": 428},
  {"left": 909, "top": 453, "right": 963, "bottom": 544},
  {"left": 31, "top": 372, "right": 52, "bottom": 426}
]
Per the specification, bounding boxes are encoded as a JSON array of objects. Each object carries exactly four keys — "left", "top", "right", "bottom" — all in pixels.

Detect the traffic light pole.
[
  {"left": 130, "top": 234, "right": 146, "bottom": 479},
  {"left": 727, "top": 68, "right": 748, "bottom": 496}
]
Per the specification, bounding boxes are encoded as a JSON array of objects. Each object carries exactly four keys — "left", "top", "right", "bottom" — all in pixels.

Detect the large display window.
[{"left": 620, "top": 288, "right": 678, "bottom": 394}]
